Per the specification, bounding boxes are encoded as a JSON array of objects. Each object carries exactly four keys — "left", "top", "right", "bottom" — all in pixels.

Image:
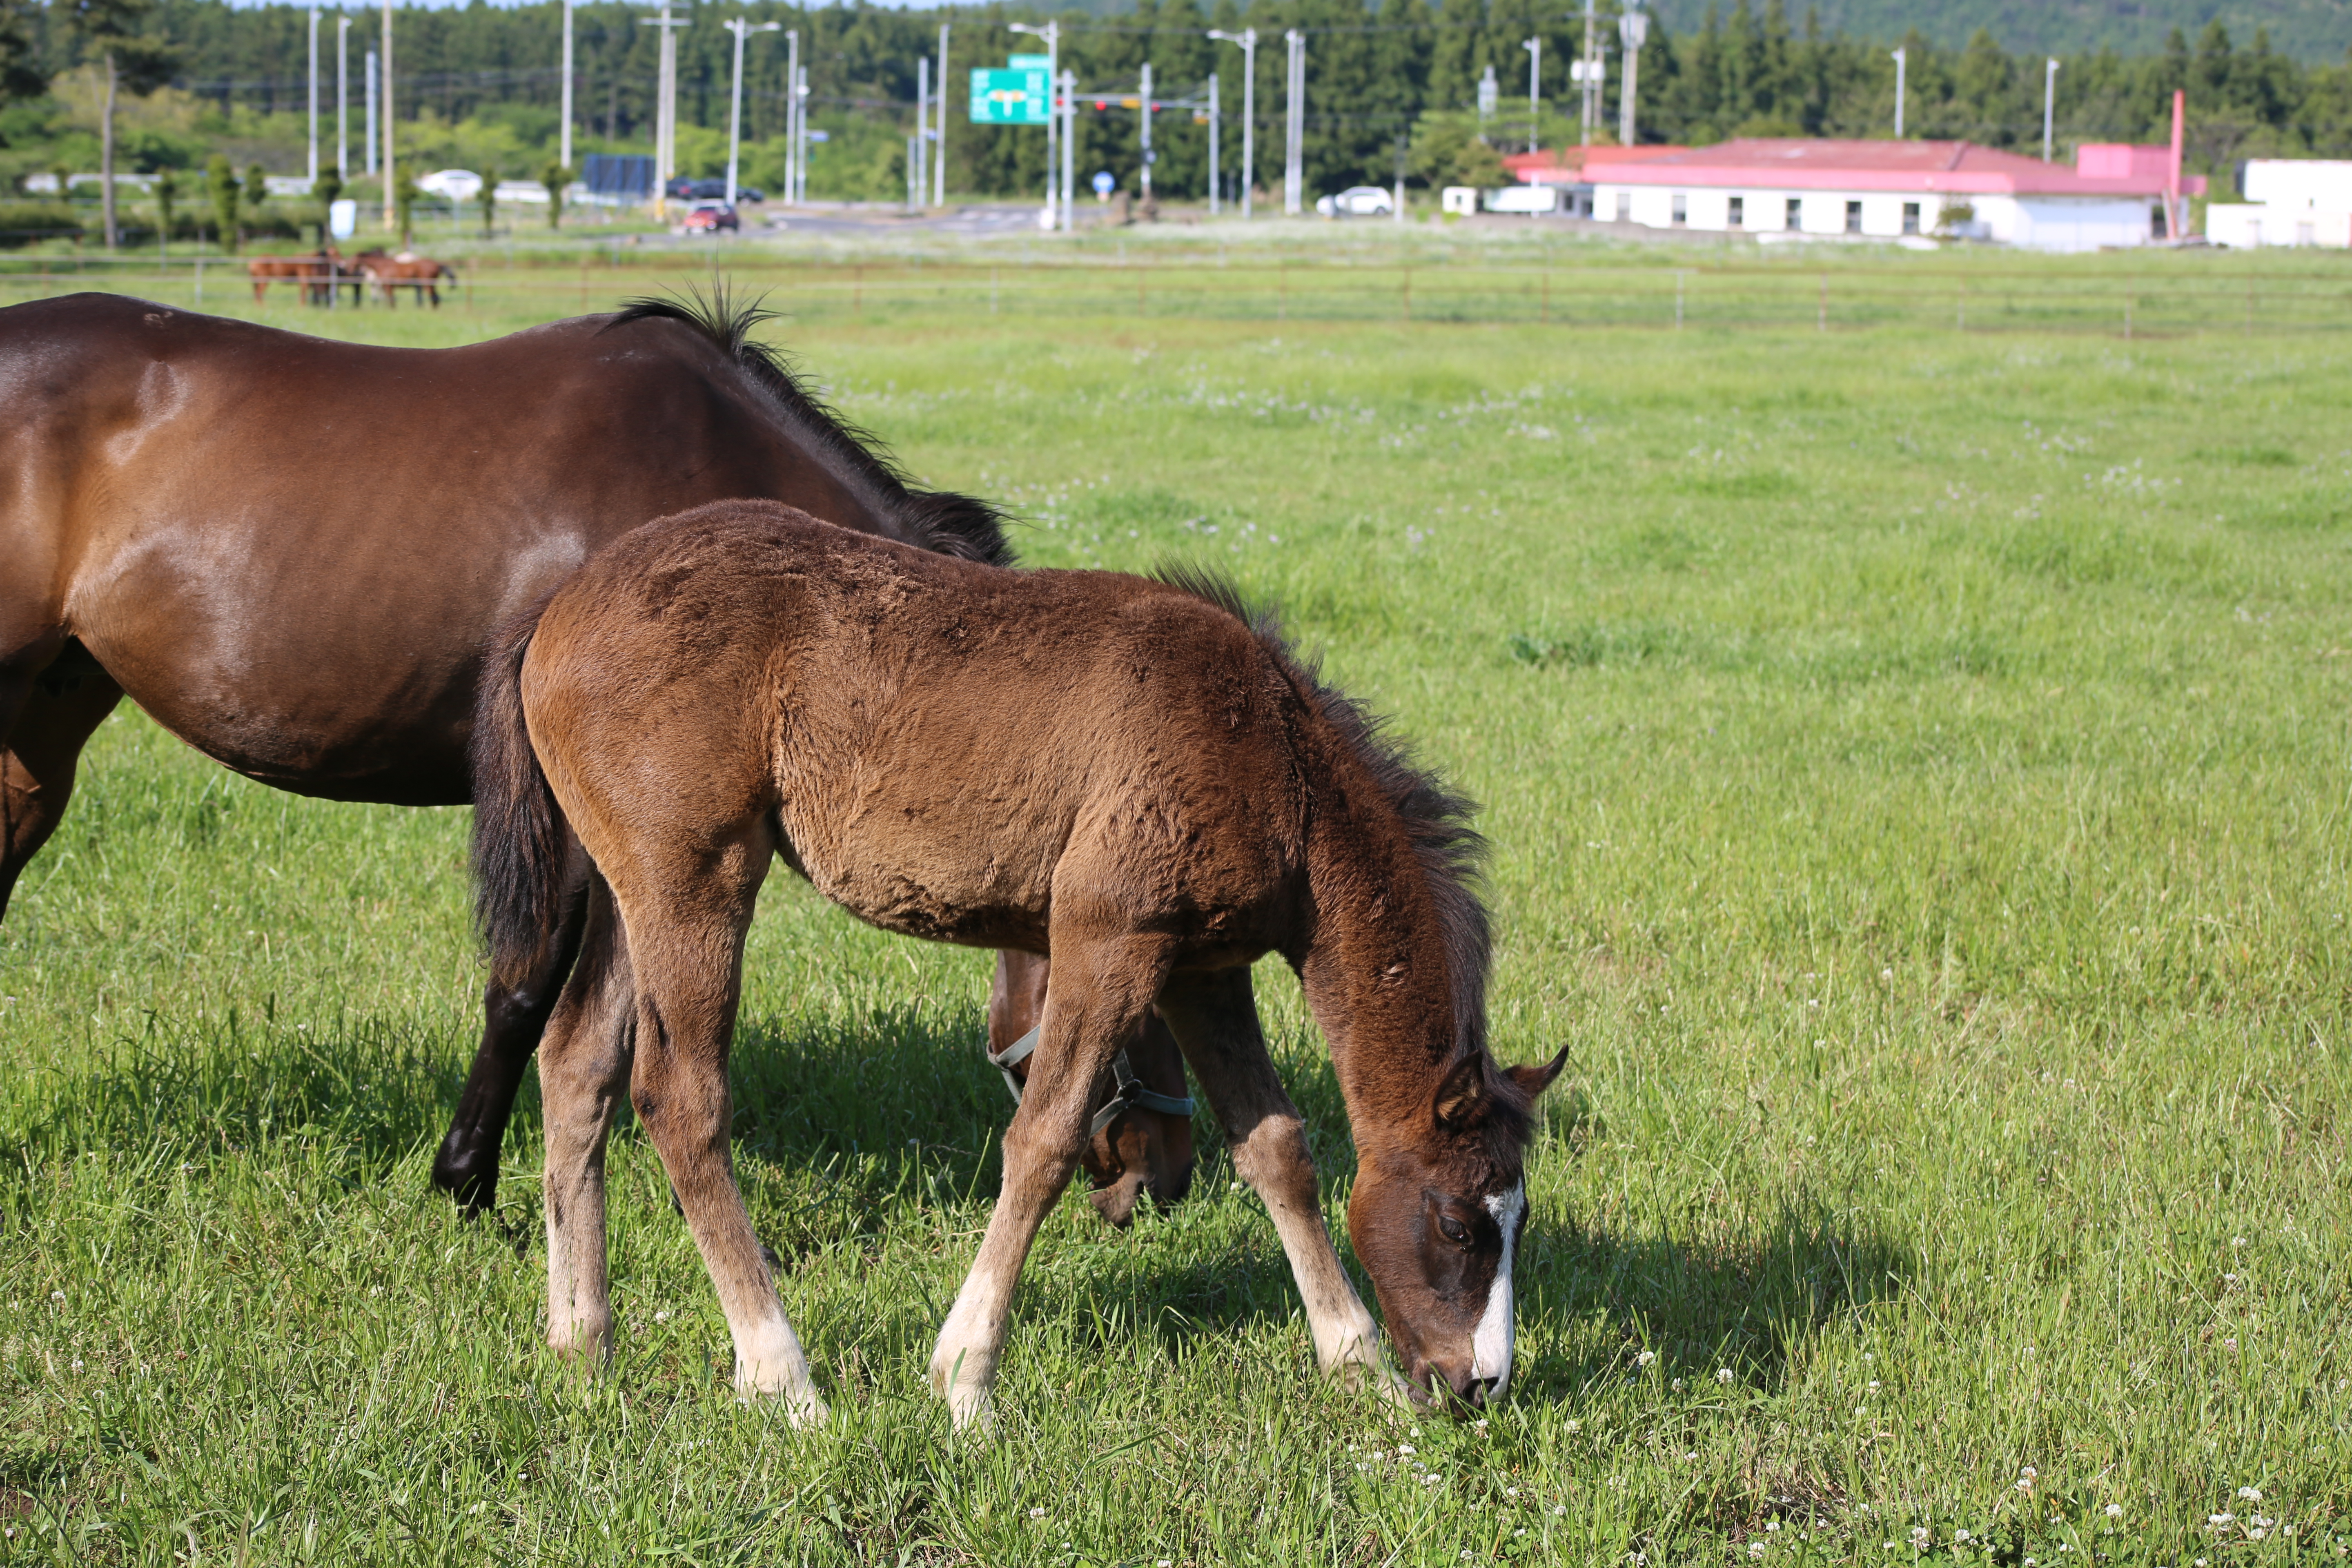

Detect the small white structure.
[
  {"left": 2205, "top": 159, "right": 2352, "bottom": 248},
  {"left": 1584, "top": 139, "right": 2183, "bottom": 253},
  {"left": 1486, "top": 185, "right": 1561, "bottom": 215},
  {"left": 415, "top": 168, "right": 485, "bottom": 203},
  {"left": 1441, "top": 186, "right": 1479, "bottom": 217}
]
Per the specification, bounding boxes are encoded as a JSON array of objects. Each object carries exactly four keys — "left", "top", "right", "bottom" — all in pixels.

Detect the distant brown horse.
[
  {"left": 473, "top": 499, "right": 1566, "bottom": 1423},
  {"left": 358, "top": 252, "right": 457, "bottom": 307},
  {"left": 247, "top": 248, "right": 344, "bottom": 305},
  {"left": 0, "top": 290, "right": 1192, "bottom": 1222}
]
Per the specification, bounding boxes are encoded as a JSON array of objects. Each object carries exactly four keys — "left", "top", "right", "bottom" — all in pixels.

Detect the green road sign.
[
  {"left": 1007, "top": 53, "right": 1051, "bottom": 70},
  {"left": 971, "top": 67, "right": 1050, "bottom": 125}
]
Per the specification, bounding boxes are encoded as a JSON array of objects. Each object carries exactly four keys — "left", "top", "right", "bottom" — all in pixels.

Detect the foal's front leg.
[
  {"left": 1154, "top": 966, "right": 1407, "bottom": 1402},
  {"left": 929, "top": 933, "right": 1167, "bottom": 1428}
]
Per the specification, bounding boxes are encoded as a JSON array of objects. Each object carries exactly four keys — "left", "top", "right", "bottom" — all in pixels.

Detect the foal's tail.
[{"left": 471, "top": 599, "right": 572, "bottom": 990}]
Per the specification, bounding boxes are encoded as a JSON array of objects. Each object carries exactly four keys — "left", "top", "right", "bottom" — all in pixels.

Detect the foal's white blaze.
[{"left": 1469, "top": 1184, "right": 1526, "bottom": 1396}]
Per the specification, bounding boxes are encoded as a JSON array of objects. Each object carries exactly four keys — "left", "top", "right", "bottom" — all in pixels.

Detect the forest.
[{"left": 3, "top": 0, "right": 2349, "bottom": 207}]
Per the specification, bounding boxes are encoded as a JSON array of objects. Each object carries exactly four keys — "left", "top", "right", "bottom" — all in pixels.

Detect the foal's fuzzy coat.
[{"left": 474, "top": 500, "right": 1562, "bottom": 1422}]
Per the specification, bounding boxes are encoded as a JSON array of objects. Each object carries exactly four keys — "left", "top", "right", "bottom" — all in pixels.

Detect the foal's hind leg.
[
  {"left": 539, "top": 880, "right": 636, "bottom": 1367},
  {"left": 1154, "top": 966, "right": 1405, "bottom": 1402},
  {"left": 604, "top": 844, "right": 827, "bottom": 1421},
  {"left": 0, "top": 647, "right": 124, "bottom": 922}
]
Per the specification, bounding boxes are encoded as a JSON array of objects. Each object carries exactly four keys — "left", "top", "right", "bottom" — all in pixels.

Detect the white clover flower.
[
  {"left": 1396, "top": 1445, "right": 1414, "bottom": 1457},
  {"left": 1912, "top": 1527, "right": 1931, "bottom": 1547},
  {"left": 49, "top": 1291, "right": 64, "bottom": 1302},
  {"left": 1564, "top": 1419, "right": 1581, "bottom": 1434},
  {"left": 1749, "top": 1542, "right": 1767, "bottom": 1559},
  {"left": 2238, "top": 1488, "right": 2263, "bottom": 1502},
  {"left": 1637, "top": 1350, "right": 1657, "bottom": 1368},
  {"left": 2106, "top": 1504, "right": 2123, "bottom": 1519},
  {"left": 1718, "top": 1368, "right": 1734, "bottom": 1385},
  {"left": 1868, "top": 1381, "right": 1881, "bottom": 1391},
  {"left": 1506, "top": 1488, "right": 1519, "bottom": 1498},
  {"left": 2209, "top": 1514, "right": 2235, "bottom": 1526},
  {"left": 1555, "top": 1506, "right": 1567, "bottom": 1517},
  {"left": 70, "top": 1359, "right": 82, "bottom": 1371},
  {"left": 2019, "top": 1466, "right": 2038, "bottom": 1481},
  {"left": 1954, "top": 1530, "right": 1971, "bottom": 1543},
  {"left": 2017, "top": 1478, "right": 2034, "bottom": 1493},
  {"left": 1029, "top": 1507, "right": 1047, "bottom": 1518},
  {"left": 653, "top": 1311, "right": 671, "bottom": 1323},
  {"left": 1766, "top": 1522, "right": 1780, "bottom": 1533},
  {"left": 1672, "top": 1378, "right": 1685, "bottom": 1392},
  {"left": 1474, "top": 1418, "right": 1488, "bottom": 1431}
]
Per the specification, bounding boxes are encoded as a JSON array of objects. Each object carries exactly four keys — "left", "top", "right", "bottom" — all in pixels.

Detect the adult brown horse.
[
  {"left": 0, "top": 289, "right": 1192, "bottom": 1218},
  {"left": 473, "top": 499, "right": 1567, "bottom": 1422}
]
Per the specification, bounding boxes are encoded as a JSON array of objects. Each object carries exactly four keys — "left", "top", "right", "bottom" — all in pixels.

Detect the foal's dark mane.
[
  {"left": 1153, "top": 564, "right": 1496, "bottom": 1076},
  {"left": 609, "top": 288, "right": 1012, "bottom": 568}
]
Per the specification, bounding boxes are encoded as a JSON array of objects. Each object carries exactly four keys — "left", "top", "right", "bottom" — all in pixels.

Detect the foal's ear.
[
  {"left": 1507, "top": 1044, "right": 1572, "bottom": 1099},
  {"left": 1432, "top": 1052, "right": 1491, "bottom": 1129}
]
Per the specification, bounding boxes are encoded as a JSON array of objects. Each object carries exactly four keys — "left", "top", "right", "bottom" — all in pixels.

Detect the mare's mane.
[
  {"left": 608, "top": 287, "right": 1012, "bottom": 568},
  {"left": 1152, "top": 564, "right": 1501, "bottom": 1092}
]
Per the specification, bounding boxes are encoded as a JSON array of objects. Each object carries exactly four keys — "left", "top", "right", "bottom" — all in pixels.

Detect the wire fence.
[{"left": 2, "top": 249, "right": 2348, "bottom": 337}]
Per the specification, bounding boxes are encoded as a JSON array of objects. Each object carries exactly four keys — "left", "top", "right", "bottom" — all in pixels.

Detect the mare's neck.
[{"left": 1295, "top": 797, "right": 1460, "bottom": 1136}]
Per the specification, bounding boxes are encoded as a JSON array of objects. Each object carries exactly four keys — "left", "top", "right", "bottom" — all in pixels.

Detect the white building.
[
  {"left": 2204, "top": 159, "right": 2352, "bottom": 248},
  {"left": 1581, "top": 139, "right": 2187, "bottom": 254}
]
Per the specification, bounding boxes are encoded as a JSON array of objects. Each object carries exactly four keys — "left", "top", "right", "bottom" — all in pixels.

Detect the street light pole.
[
  {"left": 783, "top": 30, "right": 800, "bottom": 204},
  {"left": 308, "top": 8, "right": 319, "bottom": 184},
  {"left": 1060, "top": 68, "right": 1075, "bottom": 231},
  {"left": 1010, "top": 20, "right": 1058, "bottom": 231},
  {"left": 725, "top": 17, "right": 781, "bottom": 209},
  {"left": 641, "top": 2, "right": 688, "bottom": 216},
  {"left": 560, "top": 0, "right": 574, "bottom": 172},
  {"left": 1617, "top": 7, "right": 1646, "bottom": 148},
  {"left": 1208, "top": 29, "right": 1256, "bottom": 220},
  {"left": 1522, "top": 37, "right": 1539, "bottom": 157},
  {"left": 915, "top": 54, "right": 929, "bottom": 209},
  {"left": 2042, "top": 57, "right": 2060, "bottom": 162},
  {"left": 1891, "top": 47, "right": 1907, "bottom": 138},
  {"left": 1140, "top": 61, "right": 1154, "bottom": 205},
  {"left": 380, "top": 0, "right": 394, "bottom": 232},
  {"left": 1283, "top": 29, "right": 1304, "bottom": 216},
  {"left": 1580, "top": 0, "right": 1598, "bottom": 145},
  {"left": 935, "top": 25, "right": 949, "bottom": 207},
  {"left": 337, "top": 16, "right": 350, "bottom": 179}
]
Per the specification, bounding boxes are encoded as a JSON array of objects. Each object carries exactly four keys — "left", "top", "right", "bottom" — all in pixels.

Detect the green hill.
[{"left": 1646, "top": 1, "right": 2351, "bottom": 62}]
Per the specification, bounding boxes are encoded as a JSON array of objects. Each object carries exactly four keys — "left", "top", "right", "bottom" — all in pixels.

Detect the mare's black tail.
[{"left": 471, "top": 600, "right": 572, "bottom": 990}]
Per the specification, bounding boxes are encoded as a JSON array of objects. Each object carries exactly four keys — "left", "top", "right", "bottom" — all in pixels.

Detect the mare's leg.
[
  {"left": 0, "top": 646, "right": 123, "bottom": 922},
  {"left": 930, "top": 931, "right": 1169, "bottom": 1428},
  {"left": 540, "top": 879, "right": 635, "bottom": 1366},
  {"left": 605, "top": 833, "right": 826, "bottom": 1420},
  {"left": 1153, "top": 965, "right": 1401, "bottom": 1399},
  {"left": 432, "top": 858, "right": 590, "bottom": 1213}
]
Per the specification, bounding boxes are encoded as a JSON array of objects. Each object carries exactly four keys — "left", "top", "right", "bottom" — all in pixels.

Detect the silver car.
[{"left": 1316, "top": 185, "right": 1395, "bottom": 218}]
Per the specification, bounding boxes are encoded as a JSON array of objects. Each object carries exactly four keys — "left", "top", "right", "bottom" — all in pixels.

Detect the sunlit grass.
[{"left": 2, "top": 249, "right": 2348, "bottom": 1563}]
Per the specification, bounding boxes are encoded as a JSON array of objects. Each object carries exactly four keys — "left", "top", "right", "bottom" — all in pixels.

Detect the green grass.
[{"left": 4, "top": 238, "right": 2350, "bottom": 1564}]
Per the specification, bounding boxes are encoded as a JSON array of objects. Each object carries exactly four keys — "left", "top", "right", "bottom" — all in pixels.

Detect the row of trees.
[{"left": 7, "top": 0, "right": 2351, "bottom": 213}]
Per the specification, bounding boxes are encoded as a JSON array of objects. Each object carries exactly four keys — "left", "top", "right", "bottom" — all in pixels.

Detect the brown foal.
[{"left": 473, "top": 500, "right": 1564, "bottom": 1425}]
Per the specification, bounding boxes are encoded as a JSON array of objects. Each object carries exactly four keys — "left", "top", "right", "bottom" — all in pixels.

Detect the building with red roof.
[{"left": 1562, "top": 138, "right": 2198, "bottom": 251}]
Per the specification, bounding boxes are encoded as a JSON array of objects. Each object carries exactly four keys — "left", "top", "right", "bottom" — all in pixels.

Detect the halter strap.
[{"left": 986, "top": 1022, "right": 1197, "bottom": 1136}]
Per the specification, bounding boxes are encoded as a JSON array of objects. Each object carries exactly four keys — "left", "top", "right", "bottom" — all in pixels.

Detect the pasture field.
[{"left": 4, "top": 241, "right": 2351, "bottom": 1564}]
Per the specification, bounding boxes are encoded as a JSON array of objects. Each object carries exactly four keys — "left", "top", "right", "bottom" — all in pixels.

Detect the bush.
[{"left": 0, "top": 201, "right": 83, "bottom": 248}]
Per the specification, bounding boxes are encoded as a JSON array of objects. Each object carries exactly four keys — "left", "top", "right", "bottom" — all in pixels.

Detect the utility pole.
[
  {"left": 1207, "top": 71, "right": 1220, "bottom": 215},
  {"left": 337, "top": 15, "right": 350, "bottom": 179},
  {"left": 1283, "top": 29, "right": 1304, "bottom": 216},
  {"left": 1140, "top": 62, "right": 1154, "bottom": 205},
  {"left": 380, "top": 0, "right": 394, "bottom": 231},
  {"left": 641, "top": 2, "right": 688, "bottom": 215},
  {"left": 1208, "top": 29, "right": 1255, "bottom": 219},
  {"left": 935, "top": 25, "right": 949, "bottom": 206},
  {"left": 795, "top": 62, "right": 811, "bottom": 202},
  {"left": 1617, "top": 7, "right": 1646, "bottom": 148},
  {"left": 725, "top": 17, "right": 780, "bottom": 209},
  {"left": 1060, "top": 67, "right": 1075, "bottom": 231},
  {"left": 1523, "top": 37, "right": 1540, "bottom": 156},
  {"left": 783, "top": 30, "right": 800, "bottom": 203},
  {"left": 1891, "top": 47, "right": 1907, "bottom": 138},
  {"left": 560, "top": 0, "right": 574, "bottom": 172},
  {"left": 1579, "top": 0, "right": 1599, "bottom": 144},
  {"left": 307, "top": 8, "right": 319, "bottom": 184},
  {"left": 365, "top": 48, "right": 377, "bottom": 176},
  {"left": 915, "top": 55, "right": 929, "bottom": 207},
  {"left": 1010, "top": 20, "right": 1058, "bottom": 231},
  {"left": 2042, "top": 58, "right": 2060, "bottom": 162}
]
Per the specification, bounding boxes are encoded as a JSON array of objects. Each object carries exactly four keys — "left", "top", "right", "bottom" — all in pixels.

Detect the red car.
[{"left": 682, "top": 202, "right": 739, "bottom": 233}]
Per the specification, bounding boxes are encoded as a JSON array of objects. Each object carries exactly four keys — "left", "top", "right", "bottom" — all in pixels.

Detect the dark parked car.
[{"left": 664, "top": 177, "right": 764, "bottom": 203}]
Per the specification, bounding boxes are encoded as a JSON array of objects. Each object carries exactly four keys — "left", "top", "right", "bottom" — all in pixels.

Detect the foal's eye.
[{"left": 1437, "top": 1216, "right": 1472, "bottom": 1247}]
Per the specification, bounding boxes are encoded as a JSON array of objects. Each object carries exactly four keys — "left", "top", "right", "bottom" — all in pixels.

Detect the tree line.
[{"left": 5, "top": 0, "right": 2349, "bottom": 205}]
